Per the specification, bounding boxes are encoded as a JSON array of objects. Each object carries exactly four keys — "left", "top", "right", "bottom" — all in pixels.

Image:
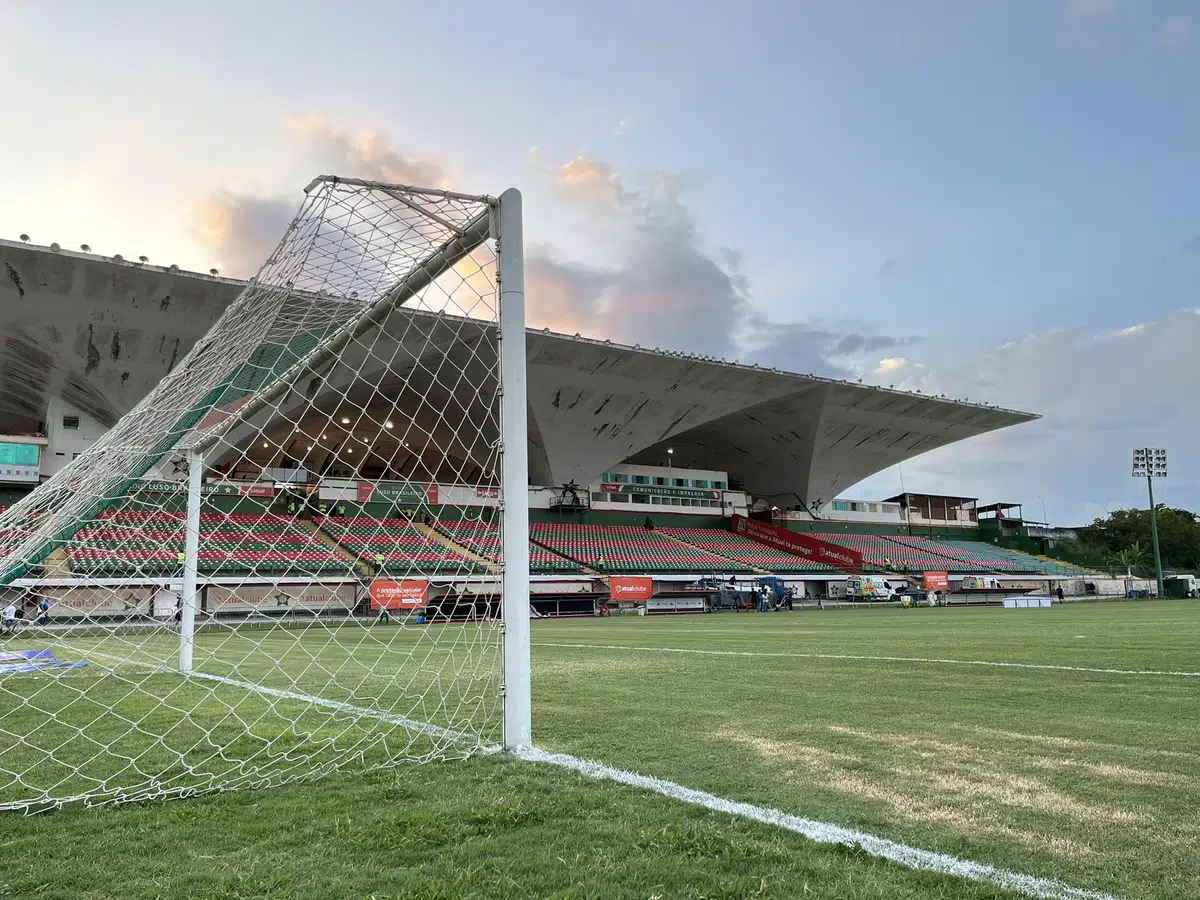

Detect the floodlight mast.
[{"left": 1131, "top": 448, "right": 1167, "bottom": 599}]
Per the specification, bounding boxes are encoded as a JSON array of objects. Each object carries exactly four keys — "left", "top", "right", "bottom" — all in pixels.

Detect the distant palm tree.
[{"left": 1111, "top": 541, "right": 1147, "bottom": 572}]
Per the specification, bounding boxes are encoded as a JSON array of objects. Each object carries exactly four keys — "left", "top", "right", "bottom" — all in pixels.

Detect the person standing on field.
[{"left": 2, "top": 601, "right": 17, "bottom": 635}]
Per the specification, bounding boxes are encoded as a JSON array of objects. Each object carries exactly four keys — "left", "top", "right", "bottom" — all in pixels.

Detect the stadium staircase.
[
  {"left": 411, "top": 521, "right": 499, "bottom": 575},
  {"left": 299, "top": 520, "right": 371, "bottom": 576}
]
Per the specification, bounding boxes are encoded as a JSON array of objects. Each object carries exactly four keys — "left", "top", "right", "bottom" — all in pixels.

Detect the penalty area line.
[
  {"left": 519, "top": 747, "right": 1119, "bottom": 900},
  {"left": 533, "top": 641, "right": 1200, "bottom": 678}
]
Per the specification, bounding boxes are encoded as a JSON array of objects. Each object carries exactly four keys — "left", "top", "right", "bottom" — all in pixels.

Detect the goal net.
[{"left": 0, "top": 177, "right": 530, "bottom": 812}]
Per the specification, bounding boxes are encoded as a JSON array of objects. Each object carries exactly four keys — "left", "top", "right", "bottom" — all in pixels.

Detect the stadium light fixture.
[
  {"left": 384, "top": 421, "right": 394, "bottom": 429},
  {"left": 341, "top": 417, "right": 350, "bottom": 424},
  {"left": 1132, "top": 448, "right": 1167, "bottom": 598}
]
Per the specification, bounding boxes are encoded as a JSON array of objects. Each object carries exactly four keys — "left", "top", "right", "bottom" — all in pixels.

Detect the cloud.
[
  {"left": 855, "top": 307, "right": 1200, "bottom": 525},
  {"left": 190, "top": 117, "right": 449, "bottom": 277},
  {"left": 192, "top": 130, "right": 910, "bottom": 374},
  {"left": 282, "top": 116, "right": 449, "bottom": 189},
  {"left": 1065, "top": 0, "right": 1117, "bottom": 24},
  {"left": 526, "top": 155, "right": 909, "bottom": 375},
  {"left": 1158, "top": 16, "right": 1195, "bottom": 49},
  {"left": 191, "top": 192, "right": 293, "bottom": 279}
]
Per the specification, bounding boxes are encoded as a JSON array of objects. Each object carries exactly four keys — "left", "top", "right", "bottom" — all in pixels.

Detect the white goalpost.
[{"left": 0, "top": 177, "right": 530, "bottom": 811}]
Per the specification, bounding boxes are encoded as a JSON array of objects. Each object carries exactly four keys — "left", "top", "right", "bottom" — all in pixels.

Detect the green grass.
[{"left": 3, "top": 601, "right": 1199, "bottom": 898}]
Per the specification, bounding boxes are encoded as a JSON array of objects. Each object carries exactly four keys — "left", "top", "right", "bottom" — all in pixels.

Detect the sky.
[{"left": 2, "top": 0, "right": 1199, "bottom": 525}]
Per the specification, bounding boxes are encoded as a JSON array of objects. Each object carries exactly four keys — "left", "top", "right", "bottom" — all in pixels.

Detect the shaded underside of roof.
[{"left": 0, "top": 241, "right": 1038, "bottom": 504}]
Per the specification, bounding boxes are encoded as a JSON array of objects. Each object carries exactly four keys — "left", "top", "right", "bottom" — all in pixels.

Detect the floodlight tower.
[{"left": 1132, "top": 448, "right": 1167, "bottom": 598}]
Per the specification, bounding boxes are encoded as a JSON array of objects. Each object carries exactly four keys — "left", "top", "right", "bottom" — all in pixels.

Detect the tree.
[
  {"left": 1110, "top": 541, "right": 1147, "bottom": 572},
  {"left": 1079, "top": 507, "right": 1200, "bottom": 572}
]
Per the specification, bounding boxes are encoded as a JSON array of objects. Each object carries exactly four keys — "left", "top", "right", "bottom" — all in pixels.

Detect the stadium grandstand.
[{"left": 0, "top": 234, "right": 1106, "bottom": 621}]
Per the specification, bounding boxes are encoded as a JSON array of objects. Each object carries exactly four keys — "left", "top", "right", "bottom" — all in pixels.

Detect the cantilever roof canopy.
[{"left": 0, "top": 239, "right": 1040, "bottom": 505}]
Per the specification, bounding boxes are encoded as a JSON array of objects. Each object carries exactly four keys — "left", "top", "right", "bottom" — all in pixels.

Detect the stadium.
[{"left": 0, "top": 180, "right": 1193, "bottom": 900}]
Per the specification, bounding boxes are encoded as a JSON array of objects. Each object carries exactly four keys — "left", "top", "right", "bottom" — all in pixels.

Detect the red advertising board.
[
  {"left": 601, "top": 483, "right": 621, "bottom": 494},
  {"left": 731, "top": 515, "right": 863, "bottom": 572},
  {"left": 356, "top": 481, "right": 374, "bottom": 503},
  {"left": 609, "top": 576, "right": 654, "bottom": 602},
  {"left": 923, "top": 571, "right": 949, "bottom": 591},
  {"left": 369, "top": 580, "right": 428, "bottom": 610}
]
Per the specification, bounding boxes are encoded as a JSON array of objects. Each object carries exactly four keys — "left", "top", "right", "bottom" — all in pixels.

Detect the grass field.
[{"left": 2, "top": 600, "right": 1198, "bottom": 898}]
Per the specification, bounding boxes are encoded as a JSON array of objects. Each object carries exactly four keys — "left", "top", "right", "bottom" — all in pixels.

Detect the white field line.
[
  {"left": 64, "top": 649, "right": 1118, "bottom": 897},
  {"left": 81, "top": 648, "right": 497, "bottom": 750},
  {"left": 533, "top": 641, "right": 1200, "bottom": 678},
  {"left": 520, "top": 747, "right": 1119, "bottom": 900}
]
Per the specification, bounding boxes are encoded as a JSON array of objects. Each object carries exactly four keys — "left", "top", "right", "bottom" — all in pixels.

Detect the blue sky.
[{"left": 2, "top": 0, "right": 1199, "bottom": 524}]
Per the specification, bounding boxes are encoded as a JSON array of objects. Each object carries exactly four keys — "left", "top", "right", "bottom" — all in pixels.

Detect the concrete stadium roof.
[{"left": 0, "top": 238, "right": 1038, "bottom": 504}]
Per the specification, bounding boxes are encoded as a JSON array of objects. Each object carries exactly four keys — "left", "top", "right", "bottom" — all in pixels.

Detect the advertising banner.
[
  {"left": 731, "top": 516, "right": 863, "bottom": 572},
  {"left": 40, "top": 587, "right": 147, "bottom": 619},
  {"left": 133, "top": 479, "right": 273, "bottom": 498},
  {"left": 923, "top": 571, "right": 950, "bottom": 591},
  {"left": 609, "top": 576, "right": 654, "bottom": 602},
  {"left": 357, "top": 481, "right": 438, "bottom": 505},
  {"left": 207, "top": 583, "right": 357, "bottom": 615},
  {"left": 369, "top": 580, "right": 429, "bottom": 610}
]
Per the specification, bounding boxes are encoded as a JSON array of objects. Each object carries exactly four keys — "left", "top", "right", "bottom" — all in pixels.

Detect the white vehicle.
[{"left": 845, "top": 575, "right": 894, "bottom": 600}]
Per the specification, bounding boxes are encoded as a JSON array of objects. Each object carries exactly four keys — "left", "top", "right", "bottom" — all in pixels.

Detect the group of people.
[{"left": 1, "top": 596, "right": 51, "bottom": 635}]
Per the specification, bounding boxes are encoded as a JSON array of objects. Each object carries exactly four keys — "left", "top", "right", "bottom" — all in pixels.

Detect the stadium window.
[
  {"left": 590, "top": 492, "right": 607, "bottom": 502},
  {"left": 632, "top": 493, "right": 649, "bottom": 504},
  {"left": 833, "top": 501, "right": 848, "bottom": 511},
  {"left": 610, "top": 494, "right": 629, "bottom": 503},
  {"left": 713, "top": 481, "right": 725, "bottom": 490},
  {"left": 692, "top": 479, "right": 708, "bottom": 488},
  {"left": 650, "top": 496, "right": 660, "bottom": 504},
  {"left": 654, "top": 477, "right": 667, "bottom": 486},
  {"left": 672, "top": 478, "right": 687, "bottom": 487},
  {"left": 601, "top": 473, "right": 610, "bottom": 483},
  {"left": 62, "top": 416, "right": 80, "bottom": 430},
  {"left": 633, "top": 475, "right": 648, "bottom": 485},
  {"left": 868, "top": 503, "right": 878, "bottom": 513}
]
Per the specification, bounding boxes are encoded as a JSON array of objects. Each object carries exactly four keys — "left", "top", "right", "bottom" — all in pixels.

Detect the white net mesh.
[{"left": 0, "top": 177, "right": 517, "bottom": 811}]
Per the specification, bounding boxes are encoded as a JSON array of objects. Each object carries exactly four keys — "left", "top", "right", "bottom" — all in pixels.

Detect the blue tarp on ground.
[{"left": 0, "top": 649, "right": 87, "bottom": 675}]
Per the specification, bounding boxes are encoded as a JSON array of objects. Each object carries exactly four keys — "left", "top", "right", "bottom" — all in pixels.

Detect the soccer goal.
[{"left": 0, "top": 178, "right": 530, "bottom": 812}]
